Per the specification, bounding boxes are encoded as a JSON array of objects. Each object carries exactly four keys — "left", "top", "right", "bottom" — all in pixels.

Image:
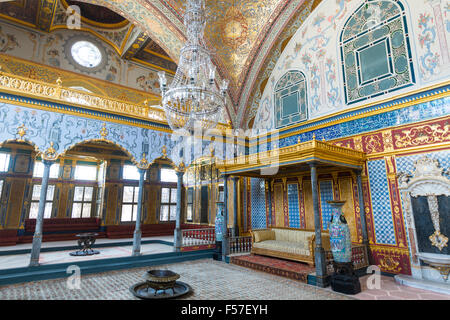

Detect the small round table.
[{"left": 69, "top": 232, "right": 100, "bottom": 256}]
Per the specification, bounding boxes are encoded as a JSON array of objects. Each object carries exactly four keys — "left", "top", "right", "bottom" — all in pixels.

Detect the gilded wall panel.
[
  {"left": 104, "top": 184, "right": 118, "bottom": 225},
  {"left": 339, "top": 177, "right": 358, "bottom": 243},
  {"left": 58, "top": 183, "right": 71, "bottom": 218},
  {"left": 274, "top": 184, "right": 284, "bottom": 227},
  {"left": 302, "top": 180, "right": 315, "bottom": 230},
  {"left": 5, "top": 178, "right": 26, "bottom": 228}
]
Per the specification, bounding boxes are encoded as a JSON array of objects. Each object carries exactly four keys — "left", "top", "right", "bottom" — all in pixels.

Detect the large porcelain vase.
[
  {"left": 215, "top": 202, "right": 224, "bottom": 242},
  {"left": 328, "top": 200, "right": 352, "bottom": 263}
]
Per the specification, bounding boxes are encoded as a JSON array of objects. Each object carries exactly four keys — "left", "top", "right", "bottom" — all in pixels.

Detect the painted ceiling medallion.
[
  {"left": 71, "top": 40, "right": 102, "bottom": 69},
  {"left": 65, "top": 36, "right": 108, "bottom": 75},
  {"left": 221, "top": 7, "right": 248, "bottom": 49}
]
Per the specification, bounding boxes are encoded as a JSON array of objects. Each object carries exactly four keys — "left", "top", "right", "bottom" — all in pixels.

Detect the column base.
[
  {"left": 222, "top": 236, "right": 229, "bottom": 262},
  {"left": 29, "top": 260, "right": 40, "bottom": 268},
  {"left": 314, "top": 246, "right": 328, "bottom": 277},
  {"left": 213, "top": 241, "right": 222, "bottom": 261},
  {"left": 314, "top": 275, "right": 331, "bottom": 288}
]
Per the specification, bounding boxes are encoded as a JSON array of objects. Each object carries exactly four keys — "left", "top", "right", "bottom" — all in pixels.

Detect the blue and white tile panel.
[
  {"left": 319, "top": 180, "right": 334, "bottom": 230},
  {"left": 287, "top": 183, "right": 300, "bottom": 228},
  {"left": 250, "top": 178, "right": 267, "bottom": 230},
  {"left": 367, "top": 159, "right": 397, "bottom": 245}
]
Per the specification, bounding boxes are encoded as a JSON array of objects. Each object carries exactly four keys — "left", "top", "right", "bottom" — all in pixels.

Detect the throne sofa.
[{"left": 250, "top": 227, "right": 331, "bottom": 266}]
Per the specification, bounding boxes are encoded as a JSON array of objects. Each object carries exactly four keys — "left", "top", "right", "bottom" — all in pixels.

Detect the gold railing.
[
  {"left": 218, "top": 138, "right": 366, "bottom": 173},
  {"left": 0, "top": 71, "right": 168, "bottom": 123},
  {"left": 0, "top": 71, "right": 231, "bottom": 131}
]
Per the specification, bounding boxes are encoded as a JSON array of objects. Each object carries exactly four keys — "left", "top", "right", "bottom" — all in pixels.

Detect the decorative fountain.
[
  {"left": 129, "top": 269, "right": 192, "bottom": 299},
  {"left": 397, "top": 156, "right": 450, "bottom": 294}
]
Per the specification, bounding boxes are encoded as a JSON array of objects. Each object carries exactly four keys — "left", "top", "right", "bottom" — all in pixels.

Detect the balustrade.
[
  {"left": 181, "top": 228, "right": 215, "bottom": 247},
  {"left": 228, "top": 236, "right": 252, "bottom": 254}
]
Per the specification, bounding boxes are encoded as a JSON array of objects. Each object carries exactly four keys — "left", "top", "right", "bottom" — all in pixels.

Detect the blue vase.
[
  {"left": 215, "top": 202, "right": 224, "bottom": 242},
  {"left": 328, "top": 201, "right": 352, "bottom": 263}
]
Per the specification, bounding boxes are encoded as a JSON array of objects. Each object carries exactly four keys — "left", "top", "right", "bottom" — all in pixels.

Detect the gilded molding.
[
  {"left": 137, "top": 153, "right": 150, "bottom": 170},
  {"left": 41, "top": 142, "right": 58, "bottom": 161},
  {"left": 218, "top": 139, "right": 366, "bottom": 175},
  {"left": 16, "top": 124, "right": 27, "bottom": 141},
  {"left": 249, "top": 81, "right": 450, "bottom": 146}
]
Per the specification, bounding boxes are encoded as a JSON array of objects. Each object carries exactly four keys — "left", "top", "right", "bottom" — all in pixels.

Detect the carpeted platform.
[{"left": 230, "top": 254, "right": 315, "bottom": 283}]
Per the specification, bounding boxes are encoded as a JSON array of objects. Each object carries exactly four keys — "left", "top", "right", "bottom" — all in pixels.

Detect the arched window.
[
  {"left": 340, "top": 0, "right": 415, "bottom": 104},
  {"left": 274, "top": 70, "right": 308, "bottom": 129}
]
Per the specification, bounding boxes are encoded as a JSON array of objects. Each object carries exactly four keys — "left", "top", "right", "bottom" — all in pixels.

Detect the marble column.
[
  {"left": 355, "top": 170, "right": 369, "bottom": 245},
  {"left": 310, "top": 163, "right": 328, "bottom": 287},
  {"left": 232, "top": 177, "right": 239, "bottom": 237},
  {"left": 222, "top": 174, "right": 229, "bottom": 261},
  {"left": 132, "top": 168, "right": 146, "bottom": 256},
  {"left": 29, "top": 160, "right": 53, "bottom": 267},
  {"left": 174, "top": 170, "right": 184, "bottom": 252}
]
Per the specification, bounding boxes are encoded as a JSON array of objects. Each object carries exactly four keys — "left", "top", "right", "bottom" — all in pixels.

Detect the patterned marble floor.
[
  {"left": 352, "top": 275, "right": 450, "bottom": 300},
  {"left": 0, "top": 259, "right": 352, "bottom": 300},
  {"left": 0, "top": 258, "right": 448, "bottom": 300}
]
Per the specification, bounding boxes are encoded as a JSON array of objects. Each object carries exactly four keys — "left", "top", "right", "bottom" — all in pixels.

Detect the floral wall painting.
[
  {"left": 136, "top": 72, "right": 160, "bottom": 93},
  {"left": 253, "top": 0, "right": 450, "bottom": 132},
  {"left": 0, "top": 25, "right": 19, "bottom": 53}
]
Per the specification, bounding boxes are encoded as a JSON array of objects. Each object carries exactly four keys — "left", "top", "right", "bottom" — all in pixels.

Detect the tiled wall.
[
  {"left": 367, "top": 159, "right": 397, "bottom": 245},
  {"left": 250, "top": 178, "right": 267, "bottom": 230},
  {"left": 287, "top": 183, "right": 300, "bottom": 228},
  {"left": 318, "top": 181, "right": 334, "bottom": 231}
]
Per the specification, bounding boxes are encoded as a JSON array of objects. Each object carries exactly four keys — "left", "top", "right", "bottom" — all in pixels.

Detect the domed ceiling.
[{"left": 0, "top": 0, "right": 323, "bottom": 128}]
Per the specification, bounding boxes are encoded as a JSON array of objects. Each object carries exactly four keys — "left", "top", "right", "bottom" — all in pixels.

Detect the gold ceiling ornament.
[
  {"left": 100, "top": 123, "right": 108, "bottom": 139},
  {"left": 297, "top": 137, "right": 301, "bottom": 144},
  {"left": 137, "top": 153, "right": 150, "bottom": 170},
  {"left": 220, "top": 6, "right": 249, "bottom": 49},
  {"left": 17, "top": 124, "right": 27, "bottom": 140},
  {"left": 42, "top": 142, "right": 58, "bottom": 161}
]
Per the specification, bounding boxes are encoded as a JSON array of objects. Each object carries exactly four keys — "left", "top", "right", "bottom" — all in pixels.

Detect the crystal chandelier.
[{"left": 158, "top": 0, "right": 229, "bottom": 132}]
